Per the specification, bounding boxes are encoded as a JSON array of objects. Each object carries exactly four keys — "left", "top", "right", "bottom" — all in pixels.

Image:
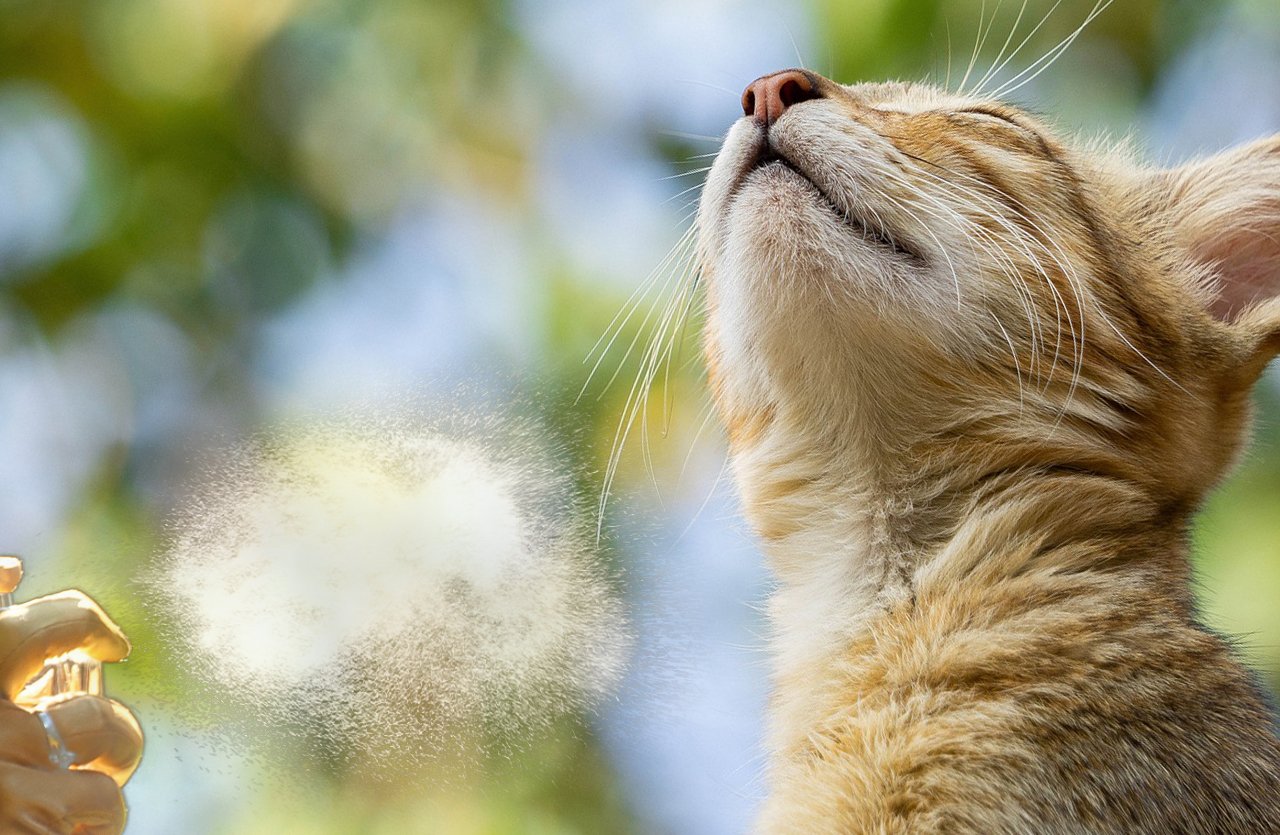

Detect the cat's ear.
[{"left": 1155, "top": 135, "right": 1280, "bottom": 364}]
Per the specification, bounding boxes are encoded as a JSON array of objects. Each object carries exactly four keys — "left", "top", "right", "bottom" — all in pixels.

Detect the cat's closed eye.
[
  {"left": 950, "top": 107, "right": 1042, "bottom": 140},
  {"left": 955, "top": 106, "right": 1020, "bottom": 124}
]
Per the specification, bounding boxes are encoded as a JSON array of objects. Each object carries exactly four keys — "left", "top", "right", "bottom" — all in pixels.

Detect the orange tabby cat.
[{"left": 698, "top": 68, "right": 1280, "bottom": 833}]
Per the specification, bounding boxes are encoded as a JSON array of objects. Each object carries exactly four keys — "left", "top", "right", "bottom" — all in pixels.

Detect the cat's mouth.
[{"left": 742, "top": 145, "right": 923, "bottom": 263}]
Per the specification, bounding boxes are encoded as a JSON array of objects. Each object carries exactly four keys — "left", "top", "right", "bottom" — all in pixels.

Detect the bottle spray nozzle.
[{"left": 0, "top": 555, "right": 23, "bottom": 609}]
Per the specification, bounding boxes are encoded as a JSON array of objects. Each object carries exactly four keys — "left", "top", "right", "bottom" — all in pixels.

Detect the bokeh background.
[{"left": 2, "top": 0, "right": 1279, "bottom": 832}]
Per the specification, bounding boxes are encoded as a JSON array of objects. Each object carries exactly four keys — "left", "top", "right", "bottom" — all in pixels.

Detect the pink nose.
[{"left": 742, "top": 69, "right": 818, "bottom": 125}]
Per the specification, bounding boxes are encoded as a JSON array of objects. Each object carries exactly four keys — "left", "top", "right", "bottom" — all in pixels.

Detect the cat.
[{"left": 697, "top": 67, "right": 1280, "bottom": 833}]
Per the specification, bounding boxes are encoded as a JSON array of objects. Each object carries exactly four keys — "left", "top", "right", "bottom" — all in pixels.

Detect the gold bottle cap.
[{"left": 0, "top": 555, "right": 23, "bottom": 595}]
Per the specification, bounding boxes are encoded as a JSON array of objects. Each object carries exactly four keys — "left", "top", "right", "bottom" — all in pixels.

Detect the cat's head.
[{"left": 698, "top": 69, "right": 1280, "bottom": 526}]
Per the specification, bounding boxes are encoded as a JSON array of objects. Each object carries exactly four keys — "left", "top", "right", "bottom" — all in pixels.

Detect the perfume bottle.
[{"left": 0, "top": 555, "right": 102, "bottom": 770}]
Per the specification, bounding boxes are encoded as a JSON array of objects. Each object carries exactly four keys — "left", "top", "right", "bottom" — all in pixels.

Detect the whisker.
[
  {"left": 581, "top": 227, "right": 698, "bottom": 401},
  {"left": 599, "top": 267, "right": 690, "bottom": 523},
  {"left": 676, "top": 79, "right": 740, "bottom": 97},
  {"left": 959, "top": 0, "right": 1002, "bottom": 94},
  {"left": 973, "top": 0, "right": 1032, "bottom": 95},
  {"left": 877, "top": 189, "right": 963, "bottom": 307},
  {"left": 663, "top": 179, "right": 708, "bottom": 208},
  {"left": 581, "top": 224, "right": 695, "bottom": 369},
  {"left": 678, "top": 397, "right": 719, "bottom": 487},
  {"left": 889, "top": 155, "right": 1049, "bottom": 368},
  {"left": 992, "top": 310, "right": 1027, "bottom": 414},
  {"left": 657, "top": 129, "right": 725, "bottom": 144},
  {"left": 639, "top": 260, "right": 704, "bottom": 489},
  {"left": 657, "top": 166, "right": 714, "bottom": 182},
  {"left": 677, "top": 451, "right": 731, "bottom": 542},
  {"left": 785, "top": 20, "right": 808, "bottom": 70},
  {"left": 972, "top": 0, "right": 1063, "bottom": 96},
  {"left": 905, "top": 149, "right": 1177, "bottom": 429},
  {"left": 991, "top": 0, "right": 1112, "bottom": 100},
  {"left": 661, "top": 272, "right": 705, "bottom": 431},
  {"left": 595, "top": 212, "right": 709, "bottom": 534}
]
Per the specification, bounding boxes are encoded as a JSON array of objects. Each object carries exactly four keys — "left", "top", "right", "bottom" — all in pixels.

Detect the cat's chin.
[
  {"left": 722, "top": 167, "right": 927, "bottom": 308},
  {"left": 725, "top": 173, "right": 879, "bottom": 282},
  {"left": 733, "top": 144, "right": 923, "bottom": 264}
]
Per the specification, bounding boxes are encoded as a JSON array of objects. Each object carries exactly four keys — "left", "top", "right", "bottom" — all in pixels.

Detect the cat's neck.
[{"left": 734, "top": 416, "right": 1193, "bottom": 709}]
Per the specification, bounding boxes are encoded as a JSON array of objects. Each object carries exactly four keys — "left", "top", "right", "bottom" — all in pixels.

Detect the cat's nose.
[{"left": 742, "top": 69, "right": 819, "bottom": 125}]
